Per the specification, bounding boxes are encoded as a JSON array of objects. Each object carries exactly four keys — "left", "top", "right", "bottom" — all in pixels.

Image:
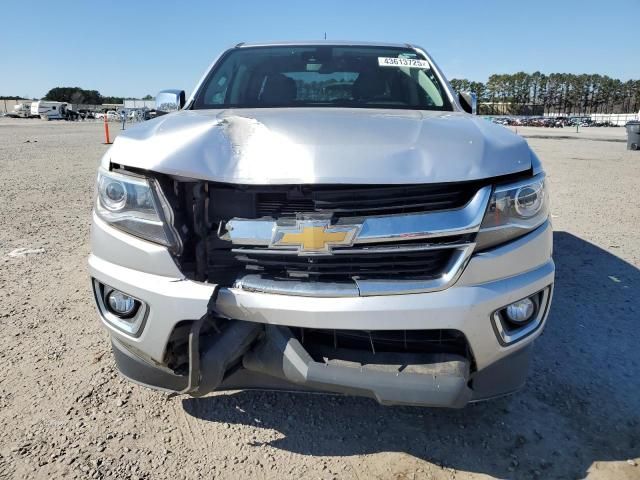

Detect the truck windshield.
[{"left": 193, "top": 45, "right": 453, "bottom": 111}]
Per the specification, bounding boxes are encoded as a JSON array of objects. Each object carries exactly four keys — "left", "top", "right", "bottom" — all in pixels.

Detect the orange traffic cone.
[{"left": 103, "top": 113, "right": 112, "bottom": 145}]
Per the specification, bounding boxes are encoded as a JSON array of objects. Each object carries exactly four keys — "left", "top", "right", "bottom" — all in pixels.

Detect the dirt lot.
[{"left": 0, "top": 118, "right": 638, "bottom": 480}]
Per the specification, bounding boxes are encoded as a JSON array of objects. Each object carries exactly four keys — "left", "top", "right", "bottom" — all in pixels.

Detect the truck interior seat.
[
  {"left": 352, "top": 71, "right": 389, "bottom": 102},
  {"left": 258, "top": 73, "right": 297, "bottom": 104}
]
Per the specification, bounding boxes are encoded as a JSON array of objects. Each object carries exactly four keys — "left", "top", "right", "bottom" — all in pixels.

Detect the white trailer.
[
  {"left": 10, "top": 103, "right": 34, "bottom": 118},
  {"left": 30, "top": 101, "right": 68, "bottom": 120}
]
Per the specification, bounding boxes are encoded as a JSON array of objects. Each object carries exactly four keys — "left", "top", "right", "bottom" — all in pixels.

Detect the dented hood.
[{"left": 106, "top": 108, "right": 532, "bottom": 184}]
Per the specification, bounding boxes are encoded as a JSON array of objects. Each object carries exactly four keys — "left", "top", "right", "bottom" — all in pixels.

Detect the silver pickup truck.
[{"left": 89, "top": 41, "right": 554, "bottom": 408}]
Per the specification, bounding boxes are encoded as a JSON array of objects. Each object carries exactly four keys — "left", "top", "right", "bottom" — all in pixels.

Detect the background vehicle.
[
  {"left": 30, "top": 100, "right": 68, "bottom": 120},
  {"left": 77, "top": 109, "right": 96, "bottom": 120},
  {"left": 126, "top": 108, "right": 149, "bottom": 121},
  {"left": 6, "top": 102, "right": 34, "bottom": 118},
  {"left": 95, "top": 110, "right": 119, "bottom": 121}
]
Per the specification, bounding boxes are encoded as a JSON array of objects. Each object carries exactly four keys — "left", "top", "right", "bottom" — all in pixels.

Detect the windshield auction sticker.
[{"left": 378, "top": 57, "right": 430, "bottom": 68}]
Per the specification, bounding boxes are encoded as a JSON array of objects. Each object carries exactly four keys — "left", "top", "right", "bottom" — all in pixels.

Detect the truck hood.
[{"left": 106, "top": 108, "right": 533, "bottom": 184}]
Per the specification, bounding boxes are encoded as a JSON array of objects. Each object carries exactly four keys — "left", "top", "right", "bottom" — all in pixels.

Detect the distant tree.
[
  {"left": 452, "top": 71, "right": 639, "bottom": 115},
  {"left": 44, "top": 87, "right": 102, "bottom": 104},
  {"left": 44, "top": 87, "right": 77, "bottom": 102},
  {"left": 142, "top": 94, "right": 153, "bottom": 100},
  {"left": 101, "top": 96, "right": 124, "bottom": 104},
  {"left": 469, "top": 81, "right": 486, "bottom": 102},
  {"left": 449, "top": 79, "right": 470, "bottom": 92},
  {"left": 83, "top": 90, "right": 102, "bottom": 104},
  {"left": 70, "top": 91, "right": 85, "bottom": 105}
]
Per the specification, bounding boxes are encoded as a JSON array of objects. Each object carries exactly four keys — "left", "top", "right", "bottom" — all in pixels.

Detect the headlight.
[
  {"left": 95, "top": 169, "right": 180, "bottom": 251},
  {"left": 475, "top": 173, "right": 549, "bottom": 250}
]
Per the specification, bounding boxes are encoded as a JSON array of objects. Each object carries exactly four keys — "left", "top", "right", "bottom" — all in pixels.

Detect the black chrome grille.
[
  {"left": 233, "top": 247, "right": 454, "bottom": 281},
  {"left": 255, "top": 182, "right": 481, "bottom": 218},
  {"left": 167, "top": 178, "right": 483, "bottom": 286}
]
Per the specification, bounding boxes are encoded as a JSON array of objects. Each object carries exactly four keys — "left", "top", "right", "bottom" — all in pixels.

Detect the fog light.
[
  {"left": 492, "top": 287, "right": 552, "bottom": 346},
  {"left": 93, "top": 280, "right": 147, "bottom": 337},
  {"left": 106, "top": 290, "right": 137, "bottom": 317},
  {"left": 505, "top": 298, "right": 535, "bottom": 324}
]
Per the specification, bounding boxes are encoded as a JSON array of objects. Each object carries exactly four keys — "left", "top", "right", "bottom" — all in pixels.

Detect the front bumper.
[
  {"left": 111, "top": 324, "right": 535, "bottom": 407},
  {"left": 90, "top": 216, "right": 554, "bottom": 407}
]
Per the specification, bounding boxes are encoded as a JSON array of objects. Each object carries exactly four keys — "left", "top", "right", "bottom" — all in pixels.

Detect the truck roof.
[{"left": 236, "top": 40, "right": 414, "bottom": 48}]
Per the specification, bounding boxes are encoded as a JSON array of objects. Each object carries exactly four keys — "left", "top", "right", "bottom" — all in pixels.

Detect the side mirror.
[
  {"left": 155, "top": 89, "right": 186, "bottom": 114},
  {"left": 458, "top": 92, "right": 477, "bottom": 115}
]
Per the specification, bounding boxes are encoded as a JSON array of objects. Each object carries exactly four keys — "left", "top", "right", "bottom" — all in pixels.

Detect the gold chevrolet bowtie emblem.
[{"left": 272, "top": 220, "right": 360, "bottom": 254}]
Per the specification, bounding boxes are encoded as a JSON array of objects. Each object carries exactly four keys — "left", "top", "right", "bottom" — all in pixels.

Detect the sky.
[{"left": 1, "top": 0, "right": 638, "bottom": 99}]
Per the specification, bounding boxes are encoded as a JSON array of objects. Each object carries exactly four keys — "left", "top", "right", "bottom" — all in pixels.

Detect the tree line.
[
  {"left": 43, "top": 87, "right": 132, "bottom": 105},
  {"left": 450, "top": 73, "right": 640, "bottom": 116},
  {"left": 0, "top": 95, "right": 34, "bottom": 100},
  {"left": 44, "top": 87, "right": 123, "bottom": 105}
]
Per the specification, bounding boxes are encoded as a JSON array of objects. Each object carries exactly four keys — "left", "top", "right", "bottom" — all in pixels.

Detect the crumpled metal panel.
[{"left": 105, "top": 108, "right": 532, "bottom": 184}]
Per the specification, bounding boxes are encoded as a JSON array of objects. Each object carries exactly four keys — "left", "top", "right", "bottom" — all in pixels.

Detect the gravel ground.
[{"left": 0, "top": 118, "right": 638, "bottom": 480}]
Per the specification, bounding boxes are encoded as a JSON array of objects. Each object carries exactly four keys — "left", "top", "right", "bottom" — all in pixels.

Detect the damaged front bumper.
[
  {"left": 112, "top": 321, "right": 474, "bottom": 408},
  {"left": 110, "top": 319, "right": 535, "bottom": 408},
  {"left": 241, "top": 325, "right": 473, "bottom": 407},
  {"left": 90, "top": 218, "right": 554, "bottom": 408}
]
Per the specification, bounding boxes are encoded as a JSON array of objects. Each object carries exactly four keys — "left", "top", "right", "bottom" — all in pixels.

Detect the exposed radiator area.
[{"left": 163, "top": 178, "right": 493, "bottom": 296}]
